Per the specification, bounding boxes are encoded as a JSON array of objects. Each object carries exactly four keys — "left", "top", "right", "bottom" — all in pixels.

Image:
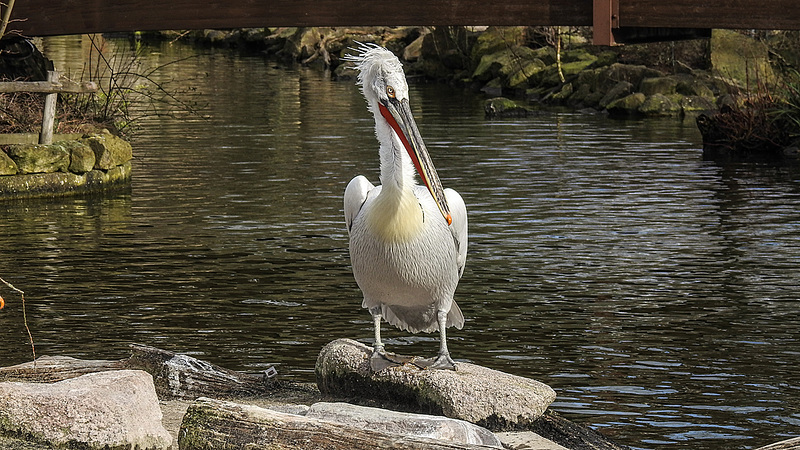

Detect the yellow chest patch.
[{"left": 366, "top": 187, "right": 424, "bottom": 242}]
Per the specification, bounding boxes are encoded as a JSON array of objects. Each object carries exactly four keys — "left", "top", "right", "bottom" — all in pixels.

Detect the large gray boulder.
[
  {"left": 306, "top": 402, "right": 503, "bottom": 447},
  {"left": 315, "top": 338, "right": 556, "bottom": 431},
  {"left": 0, "top": 369, "right": 172, "bottom": 449}
]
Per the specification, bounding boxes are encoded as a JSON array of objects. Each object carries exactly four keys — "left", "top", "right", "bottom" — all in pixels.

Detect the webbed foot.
[
  {"left": 370, "top": 348, "right": 416, "bottom": 372},
  {"left": 412, "top": 352, "right": 457, "bottom": 371}
]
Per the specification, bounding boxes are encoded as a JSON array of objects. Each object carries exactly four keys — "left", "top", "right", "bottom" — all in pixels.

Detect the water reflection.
[{"left": 1, "top": 38, "right": 799, "bottom": 449}]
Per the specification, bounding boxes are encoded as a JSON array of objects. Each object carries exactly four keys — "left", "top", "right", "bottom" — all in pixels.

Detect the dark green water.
[{"left": 1, "top": 38, "right": 799, "bottom": 449}]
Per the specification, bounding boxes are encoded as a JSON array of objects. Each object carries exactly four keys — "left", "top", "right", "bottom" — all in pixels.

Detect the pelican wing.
[
  {"left": 445, "top": 188, "right": 468, "bottom": 278},
  {"left": 344, "top": 175, "right": 375, "bottom": 232}
]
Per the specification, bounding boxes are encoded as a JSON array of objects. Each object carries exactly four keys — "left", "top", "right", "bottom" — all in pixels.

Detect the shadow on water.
[{"left": 1, "top": 37, "right": 799, "bottom": 449}]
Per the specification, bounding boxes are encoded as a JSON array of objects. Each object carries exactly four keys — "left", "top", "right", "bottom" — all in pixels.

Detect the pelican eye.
[{"left": 386, "top": 86, "right": 396, "bottom": 99}]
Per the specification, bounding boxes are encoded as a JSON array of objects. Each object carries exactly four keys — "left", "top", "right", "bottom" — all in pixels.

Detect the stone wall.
[{"left": 0, "top": 130, "right": 132, "bottom": 199}]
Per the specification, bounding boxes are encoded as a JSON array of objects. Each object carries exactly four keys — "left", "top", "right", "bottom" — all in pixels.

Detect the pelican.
[{"left": 343, "top": 44, "right": 468, "bottom": 371}]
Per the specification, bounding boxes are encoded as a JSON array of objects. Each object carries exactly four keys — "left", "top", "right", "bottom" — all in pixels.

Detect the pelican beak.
[{"left": 378, "top": 98, "right": 452, "bottom": 225}]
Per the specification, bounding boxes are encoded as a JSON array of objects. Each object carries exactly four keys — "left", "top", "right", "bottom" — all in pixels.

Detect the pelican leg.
[
  {"left": 414, "top": 309, "right": 457, "bottom": 370},
  {"left": 368, "top": 306, "right": 414, "bottom": 372},
  {"left": 370, "top": 306, "right": 385, "bottom": 354}
]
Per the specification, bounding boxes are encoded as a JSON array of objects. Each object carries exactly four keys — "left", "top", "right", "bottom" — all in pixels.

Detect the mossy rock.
[
  {"left": 551, "top": 83, "right": 574, "bottom": 102},
  {"left": 472, "top": 46, "right": 540, "bottom": 82},
  {"left": 640, "top": 76, "right": 679, "bottom": 96},
  {"left": 507, "top": 58, "right": 548, "bottom": 89},
  {"left": 5, "top": 143, "right": 69, "bottom": 174},
  {"left": 639, "top": 93, "right": 682, "bottom": 116},
  {"left": 599, "top": 80, "right": 634, "bottom": 108},
  {"left": 81, "top": 132, "right": 133, "bottom": 170},
  {"left": 606, "top": 92, "right": 646, "bottom": 116},
  {"left": 561, "top": 48, "right": 596, "bottom": 64},
  {"left": 484, "top": 97, "right": 531, "bottom": 118},
  {"left": 567, "top": 82, "right": 593, "bottom": 104},
  {"left": 0, "top": 150, "right": 17, "bottom": 175},
  {"left": 470, "top": 26, "right": 527, "bottom": 64},
  {"left": 61, "top": 140, "right": 96, "bottom": 174},
  {"left": 533, "top": 56, "right": 597, "bottom": 88},
  {"left": 599, "top": 63, "right": 665, "bottom": 91},
  {"left": 680, "top": 95, "right": 716, "bottom": 115},
  {"left": 674, "top": 74, "right": 715, "bottom": 99}
]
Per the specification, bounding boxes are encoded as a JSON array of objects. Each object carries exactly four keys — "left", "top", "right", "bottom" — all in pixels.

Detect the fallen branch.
[
  {"left": 0, "top": 277, "right": 35, "bottom": 363},
  {"left": 0, "top": 343, "right": 279, "bottom": 399},
  {"left": 179, "top": 397, "right": 493, "bottom": 450}
]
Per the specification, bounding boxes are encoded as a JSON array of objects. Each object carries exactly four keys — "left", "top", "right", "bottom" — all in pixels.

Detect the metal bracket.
[
  {"left": 262, "top": 365, "right": 278, "bottom": 379},
  {"left": 593, "top": 0, "right": 620, "bottom": 46}
]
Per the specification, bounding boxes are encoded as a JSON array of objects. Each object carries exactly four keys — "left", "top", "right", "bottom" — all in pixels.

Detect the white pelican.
[{"left": 343, "top": 44, "right": 468, "bottom": 371}]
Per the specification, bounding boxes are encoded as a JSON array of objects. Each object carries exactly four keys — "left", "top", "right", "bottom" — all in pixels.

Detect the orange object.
[{"left": 0, "top": 295, "right": 4, "bottom": 309}]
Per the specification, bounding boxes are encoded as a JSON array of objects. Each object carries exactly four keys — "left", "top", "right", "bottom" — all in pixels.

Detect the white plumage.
[{"left": 343, "top": 44, "right": 468, "bottom": 370}]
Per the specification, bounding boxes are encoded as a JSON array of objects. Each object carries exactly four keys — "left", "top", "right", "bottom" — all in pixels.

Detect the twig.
[
  {"left": 0, "top": 0, "right": 16, "bottom": 39},
  {"left": 0, "top": 277, "right": 36, "bottom": 364}
]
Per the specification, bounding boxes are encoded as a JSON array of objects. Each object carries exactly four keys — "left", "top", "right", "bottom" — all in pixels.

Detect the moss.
[
  {"left": 639, "top": 93, "right": 682, "bottom": 116},
  {"left": 606, "top": 93, "right": 646, "bottom": 116}
]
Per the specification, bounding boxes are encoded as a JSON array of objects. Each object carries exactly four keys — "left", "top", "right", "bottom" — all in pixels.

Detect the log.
[
  {"left": 0, "top": 343, "right": 278, "bottom": 399},
  {"left": 178, "top": 397, "right": 496, "bottom": 450},
  {"left": 128, "top": 343, "right": 278, "bottom": 399},
  {"left": 0, "top": 355, "right": 126, "bottom": 383},
  {"left": 755, "top": 437, "right": 800, "bottom": 450}
]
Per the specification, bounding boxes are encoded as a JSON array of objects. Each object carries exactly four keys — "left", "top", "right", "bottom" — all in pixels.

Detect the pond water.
[{"left": 2, "top": 37, "right": 799, "bottom": 449}]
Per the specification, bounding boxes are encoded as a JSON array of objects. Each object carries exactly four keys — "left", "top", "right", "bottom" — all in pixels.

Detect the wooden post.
[{"left": 39, "top": 70, "right": 58, "bottom": 145}]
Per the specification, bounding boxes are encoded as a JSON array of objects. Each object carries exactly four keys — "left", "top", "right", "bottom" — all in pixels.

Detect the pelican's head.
[{"left": 345, "top": 43, "right": 452, "bottom": 225}]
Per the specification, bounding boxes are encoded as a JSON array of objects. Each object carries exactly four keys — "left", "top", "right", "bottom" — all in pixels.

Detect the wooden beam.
[
  {"left": 10, "top": 0, "right": 593, "bottom": 37},
  {"left": 617, "top": 0, "right": 800, "bottom": 30},
  {"left": 0, "top": 80, "right": 98, "bottom": 94},
  {"left": 9, "top": 0, "right": 800, "bottom": 39}
]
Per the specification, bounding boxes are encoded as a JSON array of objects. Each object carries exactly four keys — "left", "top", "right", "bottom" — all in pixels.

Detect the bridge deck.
[{"left": 9, "top": 0, "right": 800, "bottom": 41}]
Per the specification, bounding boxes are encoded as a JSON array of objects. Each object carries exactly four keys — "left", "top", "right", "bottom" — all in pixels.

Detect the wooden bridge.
[{"left": 9, "top": 0, "right": 800, "bottom": 45}]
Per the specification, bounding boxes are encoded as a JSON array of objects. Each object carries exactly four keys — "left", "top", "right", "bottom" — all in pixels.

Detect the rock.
[
  {"left": 315, "top": 339, "right": 556, "bottom": 431},
  {"left": 0, "top": 150, "right": 17, "bottom": 175},
  {"left": 639, "top": 93, "right": 681, "bottom": 116},
  {"left": 480, "top": 78, "right": 504, "bottom": 97},
  {"left": 606, "top": 92, "right": 646, "bottom": 116},
  {"left": 680, "top": 95, "right": 716, "bottom": 115},
  {"left": 470, "top": 26, "right": 528, "bottom": 65},
  {"left": 81, "top": 132, "right": 133, "bottom": 170},
  {"left": 484, "top": 97, "right": 531, "bottom": 118},
  {"left": 0, "top": 162, "right": 132, "bottom": 199},
  {"left": 550, "top": 83, "right": 574, "bottom": 102},
  {"left": 674, "top": 73, "right": 715, "bottom": 98},
  {"left": 61, "top": 140, "right": 96, "bottom": 173},
  {"left": 5, "top": 143, "right": 69, "bottom": 174},
  {"left": 0, "top": 369, "right": 171, "bottom": 449},
  {"left": 403, "top": 32, "right": 427, "bottom": 62},
  {"left": 307, "top": 402, "right": 503, "bottom": 447},
  {"left": 600, "top": 63, "right": 664, "bottom": 91},
  {"left": 507, "top": 57, "right": 548, "bottom": 89},
  {"left": 598, "top": 80, "right": 634, "bottom": 109},
  {"left": 496, "top": 431, "right": 570, "bottom": 450},
  {"left": 283, "top": 27, "right": 321, "bottom": 60},
  {"left": 474, "top": 46, "right": 551, "bottom": 88},
  {"left": 640, "top": 76, "right": 679, "bottom": 96}
]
